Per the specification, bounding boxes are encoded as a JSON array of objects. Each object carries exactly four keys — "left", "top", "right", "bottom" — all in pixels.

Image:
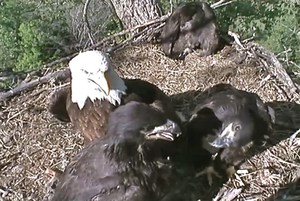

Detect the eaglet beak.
[
  {"left": 209, "top": 123, "right": 236, "bottom": 148},
  {"left": 146, "top": 120, "right": 182, "bottom": 141}
]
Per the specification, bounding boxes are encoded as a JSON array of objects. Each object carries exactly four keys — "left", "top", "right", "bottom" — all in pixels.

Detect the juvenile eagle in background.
[
  {"left": 186, "top": 83, "right": 275, "bottom": 185},
  {"left": 160, "top": 2, "right": 220, "bottom": 60},
  {"left": 50, "top": 101, "right": 182, "bottom": 201},
  {"left": 48, "top": 50, "right": 183, "bottom": 144}
]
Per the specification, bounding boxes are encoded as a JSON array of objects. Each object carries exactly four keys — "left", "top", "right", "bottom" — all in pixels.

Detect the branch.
[
  {"left": 0, "top": 67, "right": 46, "bottom": 83},
  {"left": 86, "top": 14, "right": 169, "bottom": 51},
  {"left": 106, "top": 22, "right": 157, "bottom": 53},
  {"left": 0, "top": 74, "right": 25, "bottom": 82},
  {"left": 228, "top": 30, "right": 245, "bottom": 49},
  {"left": 0, "top": 14, "right": 170, "bottom": 101},
  {"left": 37, "top": 55, "right": 76, "bottom": 72},
  {"left": 0, "top": 70, "right": 70, "bottom": 102},
  {"left": 17, "top": 14, "right": 169, "bottom": 74},
  {"left": 83, "top": 0, "right": 95, "bottom": 45},
  {"left": 249, "top": 42, "right": 300, "bottom": 100},
  {"left": 0, "top": 71, "right": 24, "bottom": 82}
]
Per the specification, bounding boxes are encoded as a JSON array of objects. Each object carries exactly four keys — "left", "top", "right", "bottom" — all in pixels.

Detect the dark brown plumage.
[
  {"left": 186, "top": 83, "right": 275, "bottom": 185},
  {"left": 271, "top": 178, "right": 300, "bottom": 201},
  {"left": 160, "top": 2, "right": 220, "bottom": 59},
  {"left": 48, "top": 51, "right": 182, "bottom": 145},
  {"left": 50, "top": 101, "right": 182, "bottom": 201}
]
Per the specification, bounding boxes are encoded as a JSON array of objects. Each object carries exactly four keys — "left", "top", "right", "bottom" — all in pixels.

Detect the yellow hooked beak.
[
  {"left": 102, "top": 71, "right": 111, "bottom": 95},
  {"left": 88, "top": 71, "right": 111, "bottom": 95}
]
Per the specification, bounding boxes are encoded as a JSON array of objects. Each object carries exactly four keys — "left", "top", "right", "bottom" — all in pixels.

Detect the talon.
[
  {"left": 195, "top": 166, "right": 221, "bottom": 186},
  {"left": 226, "top": 166, "right": 236, "bottom": 178},
  {"left": 44, "top": 167, "right": 63, "bottom": 189}
]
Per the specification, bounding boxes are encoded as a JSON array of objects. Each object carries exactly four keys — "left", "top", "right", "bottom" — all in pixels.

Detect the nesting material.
[{"left": 0, "top": 43, "right": 300, "bottom": 201}]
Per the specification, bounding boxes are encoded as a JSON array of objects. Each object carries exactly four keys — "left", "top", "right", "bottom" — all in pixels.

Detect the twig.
[
  {"left": 289, "top": 128, "right": 300, "bottom": 146},
  {"left": 105, "top": 22, "right": 157, "bottom": 53},
  {"left": 228, "top": 30, "right": 245, "bottom": 49},
  {"left": 212, "top": 0, "right": 236, "bottom": 9},
  {"left": 36, "top": 55, "right": 75, "bottom": 73},
  {"left": 276, "top": 48, "right": 292, "bottom": 57},
  {"left": 0, "top": 187, "right": 10, "bottom": 197},
  {"left": 279, "top": 58, "right": 300, "bottom": 69},
  {"left": 6, "top": 108, "right": 28, "bottom": 122},
  {"left": 252, "top": 74, "right": 271, "bottom": 93},
  {"left": 213, "top": 187, "right": 243, "bottom": 201},
  {"left": 242, "top": 36, "right": 255, "bottom": 43},
  {"left": 83, "top": 0, "right": 95, "bottom": 45},
  {"left": 267, "top": 149, "right": 300, "bottom": 167},
  {"left": 211, "top": 0, "right": 228, "bottom": 7}
]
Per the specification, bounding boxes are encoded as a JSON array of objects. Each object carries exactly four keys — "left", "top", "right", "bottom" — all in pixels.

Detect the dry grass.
[{"left": 1, "top": 43, "right": 300, "bottom": 201}]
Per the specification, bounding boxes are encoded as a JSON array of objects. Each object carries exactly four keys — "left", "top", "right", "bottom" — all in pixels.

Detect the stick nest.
[{"left": 1, "top": 42, "right": 300, "bottom": 201}]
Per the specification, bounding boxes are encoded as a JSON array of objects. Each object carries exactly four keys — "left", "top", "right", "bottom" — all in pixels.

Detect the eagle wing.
[
  {"left": 189, "top": 84, "right": 259, "bottom": 136},
  {"left": 51, "top": 139, "right": 149, "bottom": 201},
  {"left": 246, "top": 91, "right": 273, "bottom": 126},
  {"left": 196, "top": 84, "right": 272, "bottom": 126}
]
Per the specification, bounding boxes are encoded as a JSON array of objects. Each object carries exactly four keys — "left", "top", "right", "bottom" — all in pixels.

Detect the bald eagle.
[
  {"left": 50, "top": 101, "right": 182, "bottom": 201},
  {"left": 48, "top": 50, "right": 182, "bottom": 144},
  {"left": 160, "top": 2, "right": 220, "bottom": 60},
  {"left": 186, "top": 83, "right": 275, "bottom": 185}
]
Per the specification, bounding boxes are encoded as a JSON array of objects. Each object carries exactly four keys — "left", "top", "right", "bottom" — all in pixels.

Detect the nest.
[{"left": 1, "top": 41, "right": 300, "bottom": 201}]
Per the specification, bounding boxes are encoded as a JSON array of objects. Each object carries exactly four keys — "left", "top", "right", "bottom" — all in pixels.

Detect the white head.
[{"left": 70, "top": 50, "right": 127, "bottom": 109}]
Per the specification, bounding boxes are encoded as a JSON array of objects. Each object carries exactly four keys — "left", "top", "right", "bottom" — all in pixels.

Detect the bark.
[{"left": 109, "top": 0, "right": 162, "bottom": 29}]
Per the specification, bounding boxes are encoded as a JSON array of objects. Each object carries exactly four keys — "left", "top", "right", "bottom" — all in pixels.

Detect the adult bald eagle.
[
  {"left": 160, "top": 2, "right": 220, "bottom": 60},
  {"left": 48, "top": 50, "right": 182, "bottom": 144},
  {"left": 186, "top": 83, "right": 275, "bottom": 185},
  {"left": 50, "top": 101, "right": 182, "bottom": 201}
]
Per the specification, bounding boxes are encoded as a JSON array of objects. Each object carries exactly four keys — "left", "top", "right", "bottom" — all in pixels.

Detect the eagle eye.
[{"left": 81, "top": 69, "right": 90, "bottom": 75}]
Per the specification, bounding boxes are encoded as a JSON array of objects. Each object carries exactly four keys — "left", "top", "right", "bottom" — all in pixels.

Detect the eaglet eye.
[{"left": 234, "top": 125, "right": 241, "bottom": 131}]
